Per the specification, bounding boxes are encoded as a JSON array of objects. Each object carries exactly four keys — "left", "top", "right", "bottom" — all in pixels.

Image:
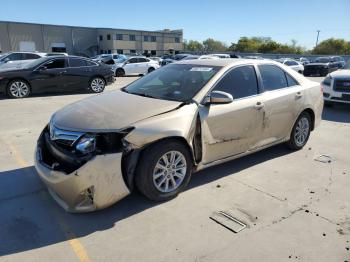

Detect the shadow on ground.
[
  {"left": 322, "top": 104, "right": 350, "bottom": 123},
  {"left": 0, "top": 144, "right": 291, "bottom": 256}
]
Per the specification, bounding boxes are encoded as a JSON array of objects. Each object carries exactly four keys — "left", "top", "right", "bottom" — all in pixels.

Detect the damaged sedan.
[{"left": 35, "top": 59, "right": 323, "bottom": 212}]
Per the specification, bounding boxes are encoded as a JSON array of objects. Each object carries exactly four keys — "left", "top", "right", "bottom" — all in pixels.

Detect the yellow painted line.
[{"left": 6, "top": 140, "right": 91, "bottom": 262}]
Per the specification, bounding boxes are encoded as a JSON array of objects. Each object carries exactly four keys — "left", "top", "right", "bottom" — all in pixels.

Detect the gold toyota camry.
[{"left": 34, "top": 59, "right": 323, "bottom": 212}]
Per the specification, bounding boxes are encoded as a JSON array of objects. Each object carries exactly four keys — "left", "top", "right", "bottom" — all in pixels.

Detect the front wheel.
[
  {"left": 286, "top": 112, "right": 311, "bottom": 150},
  {"left": 7, "top": 80, "right": 31, "bottom": 98},
  {"left": 135, "top": 139, "right": 193, "bottom": 201},
  {"left": 90, "top": 77, "right": 105, "bottom": 93}
]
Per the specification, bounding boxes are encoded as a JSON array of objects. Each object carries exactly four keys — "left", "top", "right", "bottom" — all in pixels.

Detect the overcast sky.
[{"left": 1, "top": 0, "right": 350, "bottom": 49}]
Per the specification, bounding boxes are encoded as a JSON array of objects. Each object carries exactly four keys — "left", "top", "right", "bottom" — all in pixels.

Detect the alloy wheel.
[
  {"left": 152, "top": 151, "right": 187, "bottom": 193},
  {"left": 90, "top": 78, "right": 105, "bottom": 93},
  {"left": 294, "top": 117, "right": 310, "bottom": 147},
  {"left": 9, "top": 81, "right": 30, "bottom": 98}
]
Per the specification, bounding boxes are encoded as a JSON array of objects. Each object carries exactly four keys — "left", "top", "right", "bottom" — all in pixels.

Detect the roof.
[{"left": 176, "top": 58, "right": 270, "bottom": 67}]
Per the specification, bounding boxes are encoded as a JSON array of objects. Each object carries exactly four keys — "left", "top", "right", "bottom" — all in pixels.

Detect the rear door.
[
  {"left": 202, "top": 65, "right": 264, "bottom": 163},
  {"left": 66, "top": 58, "right": 94, "bottom": 90},
  {"left": 30, "top": 58, "right": 68, "bottom": 93},
  {"left": 137, "top": 57, "right": 149, "bottom": 74},
  {"left": 256, "top": 64, "right": 304, "bottom": 147}
]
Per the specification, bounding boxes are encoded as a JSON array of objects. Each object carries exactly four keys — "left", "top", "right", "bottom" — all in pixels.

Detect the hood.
[
  {"left": 52, "top": 90, "right": 183, "bottom": 132},
  {"left": 329, "top": 69, "right": 350, "bottom": 78}
]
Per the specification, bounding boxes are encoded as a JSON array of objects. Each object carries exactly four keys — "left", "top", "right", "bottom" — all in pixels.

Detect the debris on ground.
[{"left": 314, "top": 154, "right": 333, "bottom": 163}]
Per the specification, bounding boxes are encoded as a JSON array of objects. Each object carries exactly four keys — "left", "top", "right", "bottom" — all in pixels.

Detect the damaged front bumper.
[{"left": 34, "top": 129, "right": 130, "bottom": 213}]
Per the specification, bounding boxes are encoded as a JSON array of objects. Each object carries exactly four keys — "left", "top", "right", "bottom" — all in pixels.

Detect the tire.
[
  {"left": 286, "top": 112, "right": 312, "bottom": 150},
  {"left": 7, "top": 79, "right": 31, "bottom": 98},
  {"left": 298, "top": 70, "right": 303, "bottom": 74},
  {"left": 135, "top": 139, "right": 193, "bottom": 201},
  {"left": 90, "top": 77, "right": 105, "bottom": 93},
  {"left": 116, "top": 68, "right": 125, "bottom": 77},
  {"left": 148, "top": 67, "right": 155, "bottom": 73}
]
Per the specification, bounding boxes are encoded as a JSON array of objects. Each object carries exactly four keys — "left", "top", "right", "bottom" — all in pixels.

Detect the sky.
[{"left": 1, "top": 0, "right": 350, "bottom": 49}]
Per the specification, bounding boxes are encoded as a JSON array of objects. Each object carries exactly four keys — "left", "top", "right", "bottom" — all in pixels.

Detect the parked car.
[
  {"left": 245, "top": 55, "right": 264, "bottom": 59},
  {"left": 149, "top": 57, "right": 163, "bottom": 64},
  {"left": 92, "top": 54, "right": 127, "bottom": 64},
  {"left": 160, "top": 53, "right": 191, "bottom": 66},
  {"left": 46, "top": 52, "right": 69, "bottom": 57},
  {"left": 0, "top": 51, "right": 46, "bottom": 65},
  {"left": 303, "top": 56, "right": 340, "bottom": 76},
  {"left": 0, "top": 56, "right": 114, "bottom": 98},
  {"left": 322, "top": 62, "right": 350, "bottom": 105},
  {"left": 210, "top": 53, "right": 230, "bottom": 58},
  {"left": 115, "top": 56, "right": 160, "bottom": 76},
  {"left": 34, "top": 59, "right": 323, "bottom": 212},
  {"left": 296, "top": 57, "right": 310, "bottom": 65},
  {"left": 275, "top": 59, "right": 304, "bottom": 74}
]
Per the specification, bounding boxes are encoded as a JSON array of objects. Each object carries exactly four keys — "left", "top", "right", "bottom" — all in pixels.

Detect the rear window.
[{"left": 69, "top": 58, "right": 87, "bottom": 67}]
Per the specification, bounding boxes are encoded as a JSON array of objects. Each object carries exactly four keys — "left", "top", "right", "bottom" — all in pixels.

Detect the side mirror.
[{"left": 204, "top": 90, "right": 233, "bottom": 105}]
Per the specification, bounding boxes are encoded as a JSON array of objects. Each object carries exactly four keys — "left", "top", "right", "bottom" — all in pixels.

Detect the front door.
[
  {"left": 30, "top": 58, "right": 68, "bottom": 93},
  {"left": 201, "top": 65, "right": 264, "bottom": 164}
]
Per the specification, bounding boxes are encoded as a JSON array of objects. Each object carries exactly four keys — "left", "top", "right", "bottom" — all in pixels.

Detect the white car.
[
  {"left": 115, "top": 56, "right": 160, "bottom": 77},
  {"left": 277, "top": 59, "right": 304, "bottom": 74},
  {"left": 210, "top": 53, "right": 230, "bottom": 58},
  {"left": 0, "top": 51, "right": 46, "bottom": 65},
  {"left": 322, "top": 65, "right": 350, "bottom": 105}
]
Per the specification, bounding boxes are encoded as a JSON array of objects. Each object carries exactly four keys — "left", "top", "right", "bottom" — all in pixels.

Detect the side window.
[
  {"left": 128, "top": 58, "right": 138, "bottom": 64},
  {"left": 86, "top": 60, "right": 97, "bottom": 66},
  {"left": 258, "top": 65, "right": 288, "bottom": 91},
  {"left": 44, "top": 59, "right": 67, "bottom": 69},
  {"left": 213, "top": 65, "right": 258, "bottom": 99},
  {"left": 285, "top": 73, "right": 299, "bottom": 87},
  {"left": 138, "top": 58, "right": 148, "bottom": 63},
  {"left": 285, "top": 60, "right": 298, "bottom": 66},
  {"left": 24, "top": 53, "right": 41, "bottom": 60},
  {"left": 7, "top": 53, "right": 23, "bottom": 61},
  {"left": 69, "top": 58, "right": 87, "bottom": 67}
]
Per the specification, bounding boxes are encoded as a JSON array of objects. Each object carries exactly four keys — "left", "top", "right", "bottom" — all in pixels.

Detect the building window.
[
  {"left": 100, "top": 50, "right": 104, "bottom": 54},
  {"left": 130, "top": 50, "right": 136, "bottom": 54},
  {"left": 99, "top": 35, "right": 103, "bottom": 41},
  {"left": 151, "top": 36, "right": 156, "bottom": 42},
  {"left": 116, "top": 34, "right": 123, "bottom": 40},
  {"left": 144, "top": 35, "right": 149, "bottom": 42},
  {"left": 175, "top": 37, "right": 180, "bottom": 43},
  {"left": 107, "top": 50, "right": 111, "bottom": 54},
  {"left": 151, "top": 50, "right": 156, "bottom": 56},
  {"left": 117, "top": 49, "right": 123, "bottom": 54},
  {"left": 129, "top": 35, "right": 136, "bottom": 41},
  {"left": 107, "top": 34, "right": 111, "bottom": 40}
]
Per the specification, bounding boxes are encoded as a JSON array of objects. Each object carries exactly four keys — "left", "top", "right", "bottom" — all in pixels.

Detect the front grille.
[
  {"left": 49, "top": 125, "right": 84, "bottom": 147},
  {"left": 334, "top": 79, "right": 350, "bottom": 92}
]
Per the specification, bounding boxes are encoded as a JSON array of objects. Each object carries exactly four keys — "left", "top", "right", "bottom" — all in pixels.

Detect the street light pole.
[{"left": 315, "top": 30, "right": 321, "bottom": 47}]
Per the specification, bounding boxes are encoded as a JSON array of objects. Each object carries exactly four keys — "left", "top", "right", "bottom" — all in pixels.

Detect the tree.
[
  {"left": 312, "top": 38, "right": 350, "bottom": 55},
  {"left": 184, "top": 40, "right": 203, "bottom": 52},
  {"left": 202, "top": 38, "right": 227, "bottom": 52}
]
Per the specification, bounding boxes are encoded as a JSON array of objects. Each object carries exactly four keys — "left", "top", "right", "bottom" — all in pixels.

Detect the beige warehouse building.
[{"left": 0, "top": 21, "right": 183, "bottom": 57}]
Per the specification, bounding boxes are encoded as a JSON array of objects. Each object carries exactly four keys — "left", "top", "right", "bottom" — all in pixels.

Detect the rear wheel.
[
  {"left": 90, "top": 77, "right": 105, "bottom": 93},
  {"left": 286, "top": 112, "right": 311, "bottom": 150},
  {"left": 148, "top": 67, "right": 155, "bottom": 73},
  {"left": 7, "top": 80, "right": 31, "bottom": 98},
  {"left": 135, "top": 139, "right": 193, "bottom": 201},
  {"left": 116, "top": 68, "right": 125, "bottom": 77}
]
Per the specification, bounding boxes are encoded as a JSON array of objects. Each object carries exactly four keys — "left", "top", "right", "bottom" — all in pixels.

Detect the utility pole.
[{"left": 315, "top": 30, "right": 321, "bottom": 47}]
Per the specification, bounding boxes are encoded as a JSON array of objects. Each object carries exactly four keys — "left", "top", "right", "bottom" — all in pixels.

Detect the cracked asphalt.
[{"left": 0, "top": 76, "right": 349, "bottom": 262}]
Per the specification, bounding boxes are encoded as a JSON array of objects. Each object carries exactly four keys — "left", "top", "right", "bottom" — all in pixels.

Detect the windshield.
[
  {"left": 123, "top": 64, "right": 221, "bottom": 102},
  {"left": 315, "top": 57, "right": 331, "bottom": 63}
]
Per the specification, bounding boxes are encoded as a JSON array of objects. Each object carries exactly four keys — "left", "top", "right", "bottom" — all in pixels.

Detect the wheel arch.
[
  {"left": 301, "top": 108, "right": 315, "bottom": 131},
  {"left": 122, "top": 136, "right": 196, "bottom": 191}
]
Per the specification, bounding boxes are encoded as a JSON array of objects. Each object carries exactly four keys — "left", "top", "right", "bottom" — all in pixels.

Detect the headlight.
[{"left": 76, "top": 135, "right": 96, "bottom": 154}]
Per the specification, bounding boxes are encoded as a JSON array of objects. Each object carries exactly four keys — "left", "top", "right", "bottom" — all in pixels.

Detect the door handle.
[
  {"left": 254, "top": 101, "right": 264, "bottom": 110},
  {"left": 59, "top": 70, "right": 67, "bottom": 75},
  {"left": 296, "top": 92, "right": 303, "bottom": 98}
]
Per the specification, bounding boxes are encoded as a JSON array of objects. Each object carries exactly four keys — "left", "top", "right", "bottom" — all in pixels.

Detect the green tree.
[
  {"left": 184, "top": 40, "right": 204, "bottom": 51},
  {"left": 312, "top": 38, "right": 350, "bottom": 55},
  {"left": 202, "top": 38, "right": 227, "bottom": 52}
]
